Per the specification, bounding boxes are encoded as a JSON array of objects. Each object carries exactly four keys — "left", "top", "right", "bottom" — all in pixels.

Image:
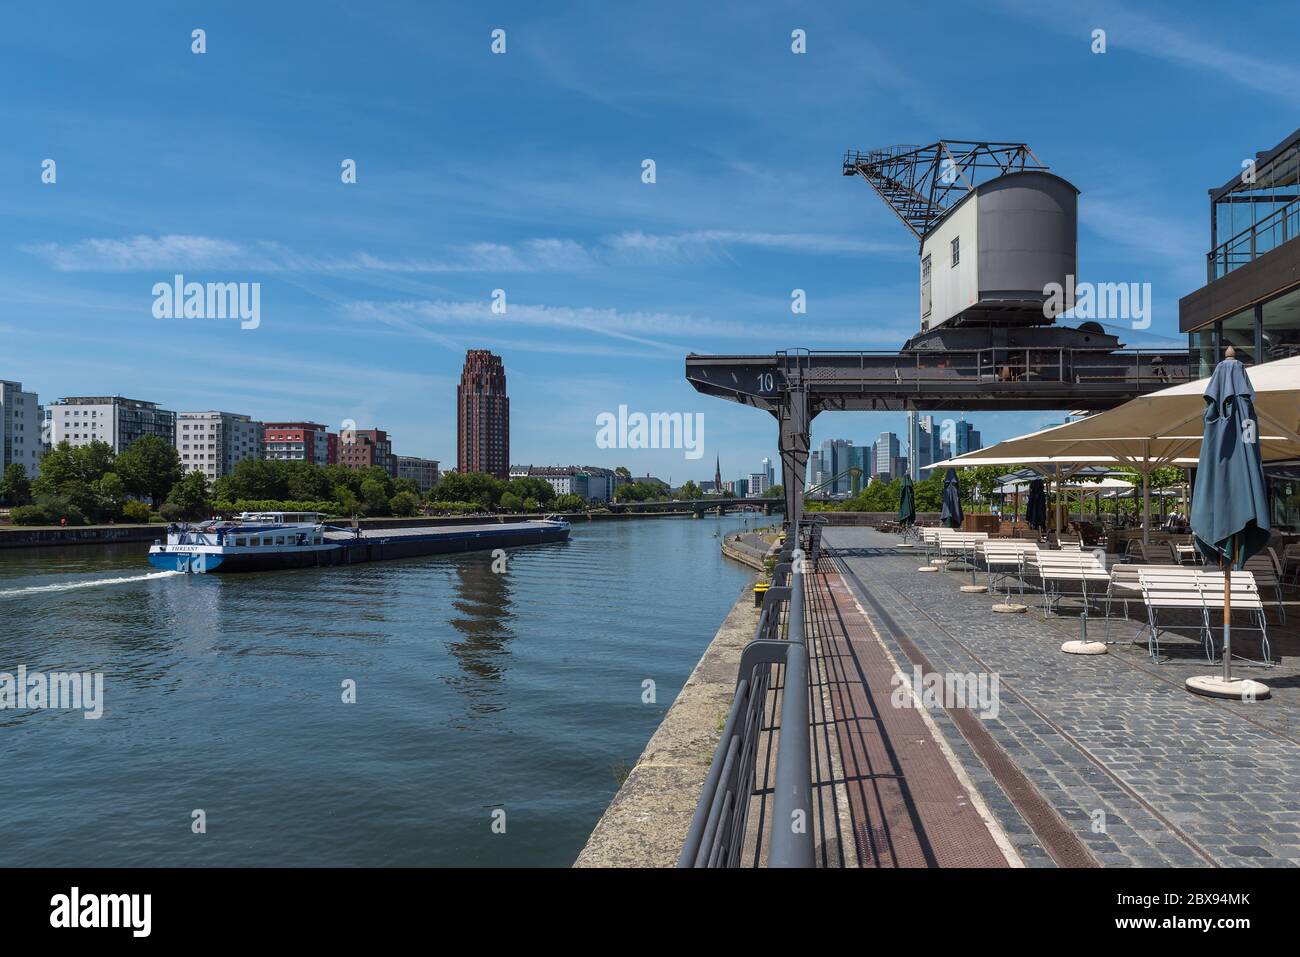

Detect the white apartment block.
[
  {"left": 0, "top": 380, "right": 43, "bottom": 475},
  {"left": 177, "top": 411, "right": 263, "bottom": 483},
  {"left": 49, "top": 396, "right": 176, "bottom": 455},
  {"left": 748, "top": 472, "right": 769, "bottom": 497}
]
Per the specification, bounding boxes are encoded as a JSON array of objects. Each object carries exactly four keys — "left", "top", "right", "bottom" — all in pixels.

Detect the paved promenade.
[{"left": 824, "top": 527, "right": 1300, "bottom": 868}]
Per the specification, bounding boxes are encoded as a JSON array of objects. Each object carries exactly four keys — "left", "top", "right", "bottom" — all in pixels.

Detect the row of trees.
[
  {"left": 3, "top": 437, "right": 185, "bottom": 525},
  {"left": 2, "top": 446, "right": 818, "bottom": 526},
  {"left": 215, "top": 459, "right": 585, "bottom": 516}
]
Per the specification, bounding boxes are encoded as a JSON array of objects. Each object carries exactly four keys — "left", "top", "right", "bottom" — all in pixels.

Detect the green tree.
[
  {"left": 160, "top": 471, "right": 211, "bottom": 522},
  {"left": 360, "top": 478, "right": 390, "bottom": 516},
  {"left": 285, "top": 460, "right": 331, "bottom": 501},
  {"left": 333, "top": 486, "right": 360, "bottom": 517},
  {"left": 34, "top": 440, "right": 115, "bottom": 495},
  {"left": 614, "top": 481, "right": 662, "bottom": 503},
  {"left": 505, "top": 476, "right": 555, "bottom": 506},
  {"left": 499, "top": 491, "right": 523, "bottom": 512},
  {"left": 0, "top": 463, "right": 32, "bottom": 506},
  {"left": 433, "top": 471, "right": 500, "bottom": 509},
  {"left": 116, "top": 435, "right": 183, "bottom": 507},
  {"left": 552, "top": 493, "right": 585, "bottom": 511},
  {"left": 765, "top": 483, "right": 783, "bottom": 499},
  {"left": 216, "top": 457, "right": 288, "bottom": 501},
  {"left": 389, "top": 490, "right": 420, "bottom": 516},
  {"left": 393, "top": 478, "right": 421, "bottom": 498},
  {"left": 964, "top": 466, "right": 1005, "bottom": 510},
  {"left": 94, "top": 472, "right": 128, "bottom": 521},
  {"left": 679, "top": 480, "right": 702, "bottom": 499},
  {"left": 913, "top": 473, "right": 945, "bottom": 512}
]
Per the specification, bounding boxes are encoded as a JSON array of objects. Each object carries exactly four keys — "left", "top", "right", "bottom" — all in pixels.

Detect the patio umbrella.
[
  {"left": 1025, "top": 478, "right": 1047, "bottom": 532},
  {"left": 940, "top": 468, "right": 963, "bottom": 529},
  {"left": 1190, "top": 348, "right": 1271, "bottom": 691},
  {"left": 898, "top": 475, "right": 916, "bottom": 529}
]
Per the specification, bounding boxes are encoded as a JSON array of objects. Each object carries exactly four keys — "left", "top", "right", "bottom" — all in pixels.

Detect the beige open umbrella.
[{"left": 932, "top": 354, "right": 1300, "bottom": 546}]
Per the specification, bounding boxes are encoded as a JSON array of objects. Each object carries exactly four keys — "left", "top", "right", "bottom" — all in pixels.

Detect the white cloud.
[
  {"left": 25, "top": 234, "right": 247, "bottom": 271},
  {"left": 998, "top": 0, "right": 1300, "bottom": 105},
  {"left": 24, "top": 230, "right": 897, "bottom": 274}
]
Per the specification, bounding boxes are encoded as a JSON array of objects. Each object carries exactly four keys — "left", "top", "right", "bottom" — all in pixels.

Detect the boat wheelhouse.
[{"left": 148, "top": 512, "right": 336, "bottom": 573}]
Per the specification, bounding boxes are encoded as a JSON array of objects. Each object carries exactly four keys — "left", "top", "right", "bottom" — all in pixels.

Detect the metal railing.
[
  {"left": 773, "top": 348, "right": 1191, "bottom": 388},
  {"left": 678, "top": 523, "right": 818, "bottom": 868},
  {"left": 1209, "top": 197, "right": 1300, "bottom": 280}
]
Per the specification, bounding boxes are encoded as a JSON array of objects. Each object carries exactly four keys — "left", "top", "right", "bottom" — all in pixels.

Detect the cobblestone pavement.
[{"left": 826, "top": 527, "right": 1300, "bottom": 868}]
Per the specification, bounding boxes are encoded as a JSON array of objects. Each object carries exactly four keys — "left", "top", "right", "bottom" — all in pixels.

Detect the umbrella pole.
[
  {"left": 1223, "top": 536, "right": 1233, "bottom": 683},
  {"left": 1142, "top": 470, "right": 1150, "bottom": 550}
]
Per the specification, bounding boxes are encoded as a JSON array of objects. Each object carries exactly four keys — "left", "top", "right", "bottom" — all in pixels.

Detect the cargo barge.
[{"left": 148, "top": 511, "right": 570, "bottom": 574}]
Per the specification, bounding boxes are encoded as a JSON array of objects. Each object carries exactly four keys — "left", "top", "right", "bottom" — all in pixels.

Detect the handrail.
[
  {"left": 678, "top": 521, "right": 817, "bottom": 868},
  {"left": 769, "top": 549, "right": 815, "bottom": 867},
  {"left": 1208, "top": 196, "right": 1300, "bottom": 280}
]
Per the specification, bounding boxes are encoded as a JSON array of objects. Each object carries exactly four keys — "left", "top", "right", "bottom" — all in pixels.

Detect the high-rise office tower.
[{"left": 457, "top": 350, "right": 510, "bottom": 479}]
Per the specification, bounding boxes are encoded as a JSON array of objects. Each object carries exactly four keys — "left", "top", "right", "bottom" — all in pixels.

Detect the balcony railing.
[{"left": 1209, "top": 197, "right": 1300, "bottom": 281}]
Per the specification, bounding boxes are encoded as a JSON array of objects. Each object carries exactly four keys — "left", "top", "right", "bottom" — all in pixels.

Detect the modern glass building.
[{"left": 1180, "top": 127, "right": 1300, "bottom": 530}]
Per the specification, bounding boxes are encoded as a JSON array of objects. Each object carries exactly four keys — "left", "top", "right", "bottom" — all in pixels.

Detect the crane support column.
[{"left": 777, "top": 381, "right": 811, "bottom": 530}]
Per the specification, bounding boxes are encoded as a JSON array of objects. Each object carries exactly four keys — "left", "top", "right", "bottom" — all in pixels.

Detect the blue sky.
[{"left": 3, "top": 0, "right": 1297, "bottom": 484}]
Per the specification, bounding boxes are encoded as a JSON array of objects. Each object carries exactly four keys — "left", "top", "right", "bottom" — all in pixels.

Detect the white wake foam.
[{"left": 0, "top": 570, "right": 183, "bottom": 597}]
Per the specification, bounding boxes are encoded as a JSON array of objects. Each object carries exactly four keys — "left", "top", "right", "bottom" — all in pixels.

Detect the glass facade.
[
  {"left": 1268, "top": 468, "right": 1300, "bottom": 533},
  {"left": 1219, "top": 306, "right": 1257, "bottom": 365},
  {"left": 1210, "top": 133, "right": 1300, "bottom": 279},
  {"left": 1191, "top": 326, "right": 1218, "bottom": 378},
  {"left": 1261, "top": 286, "right": 1300, "bottom": 362},
  {"left": 1190, "top": 130, "right": 1300, "bottom": 535}
]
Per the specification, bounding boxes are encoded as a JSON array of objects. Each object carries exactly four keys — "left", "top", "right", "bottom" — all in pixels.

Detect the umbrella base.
[
  {"left": 895, "top": 543, "right": 915, "bottom": 549},
  {"left": 932, "top": 558, "right": 950, "bottom": 565},
  {"left": 960, "top": 585, "right": 987, "bottom": 593},
  {"left": 992, "top": 602, "right": 1027, "bottom": 614},
  {"left": 917, "top": 566, "right": 938, "bottom": 573},
  {"left": 1185, "top": 675, "right": 1271, "bottom": 701},
  {"left": 1061, "top": 640, "right": 1108, "bottom": 655}
]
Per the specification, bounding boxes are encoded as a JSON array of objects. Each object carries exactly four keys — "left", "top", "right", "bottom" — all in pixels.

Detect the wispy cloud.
[
  {"left": 997, "top": 0, "right": 1300, "bottom": 104},
  {"left": 342, "top": 297, "right": 914, "bottom": 353},
  {"left": 605, "top": 230, "right": 908, "bottom": 264},
  {"left": 24, "top": 229, "right": 904, "bottom": 274}
]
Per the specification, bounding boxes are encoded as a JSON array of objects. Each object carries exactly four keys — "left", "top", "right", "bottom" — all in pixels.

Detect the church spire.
[{"left": 715, "top": 455, "right": 722, "bottom": 493}]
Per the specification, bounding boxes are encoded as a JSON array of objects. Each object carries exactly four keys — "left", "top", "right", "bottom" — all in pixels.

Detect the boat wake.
[{"left": 0, "top": 570, "right": 183, "bottom": 597}]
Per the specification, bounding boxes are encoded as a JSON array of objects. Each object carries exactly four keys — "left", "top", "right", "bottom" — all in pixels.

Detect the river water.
[{"left": 0, "top": 513, "right": 759, "bottom": 866}]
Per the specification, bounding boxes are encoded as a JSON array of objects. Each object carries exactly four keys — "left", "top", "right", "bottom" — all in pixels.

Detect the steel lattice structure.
[{"left": 842, "top": 140, "right": 1048, "bottom": 243}]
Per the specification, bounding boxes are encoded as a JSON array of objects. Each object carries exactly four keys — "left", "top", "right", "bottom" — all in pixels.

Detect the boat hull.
[{"left": 149, "top": 523, "right": 570, "bottom": 574}]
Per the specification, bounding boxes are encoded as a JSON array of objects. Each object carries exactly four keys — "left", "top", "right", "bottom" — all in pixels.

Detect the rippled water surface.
[{"left": 0, "top": 514, "right": 758, "bottom": 866}]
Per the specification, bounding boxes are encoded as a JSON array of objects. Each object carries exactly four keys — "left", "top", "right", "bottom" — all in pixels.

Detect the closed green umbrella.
[
  {"left": 940, "top": 468, "right": 963, "bottom": 529},
  {"left": 898, "top": 475, "right": 916, "bottom": 529},
  {"left": 1026, "top": 478, "right": 1047, "bottom": 533},
  {"left": 1190, "top": 349, "right": 1271, "bottom": 686}
]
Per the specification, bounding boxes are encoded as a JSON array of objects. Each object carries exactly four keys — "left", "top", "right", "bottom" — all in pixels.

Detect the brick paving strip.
[
  {"left": 801, "top": 557, "right": 1021, "bottom": 867},
  {"left": 821, "top": 555, "right": 1099, "bottom": 868},
  {"left": 826, "top": 527, "right": 1300, "bottom": 868}
]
